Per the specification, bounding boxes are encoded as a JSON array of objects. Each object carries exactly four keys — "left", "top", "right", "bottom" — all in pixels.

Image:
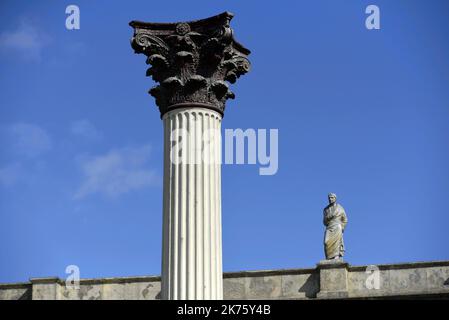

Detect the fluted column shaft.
[{"left": 161, "top": 107, "right": 223, "bottom": 300}]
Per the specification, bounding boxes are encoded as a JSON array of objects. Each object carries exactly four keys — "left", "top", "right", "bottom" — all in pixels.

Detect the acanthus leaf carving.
[{"left": 130, "top": 12, "right": 250, "bottom": 117}]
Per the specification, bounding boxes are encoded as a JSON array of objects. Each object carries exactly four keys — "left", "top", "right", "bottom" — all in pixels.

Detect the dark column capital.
[{"left": 130, "top": 12, "right": 251, "bottom": 117}]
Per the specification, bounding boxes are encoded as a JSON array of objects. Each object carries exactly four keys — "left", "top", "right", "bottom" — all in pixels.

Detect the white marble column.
[{"left": 161, "top": 107, "right": 223, "bottom": 300}]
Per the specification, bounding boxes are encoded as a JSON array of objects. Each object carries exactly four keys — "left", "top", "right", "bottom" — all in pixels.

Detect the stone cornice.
[{"left": 130, "top": 12, "right": 251, "bottom": 117}]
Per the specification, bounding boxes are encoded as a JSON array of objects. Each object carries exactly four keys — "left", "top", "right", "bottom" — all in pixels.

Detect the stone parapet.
[{"left": 1, "top": 260, "right": 448, "bottom": 300}]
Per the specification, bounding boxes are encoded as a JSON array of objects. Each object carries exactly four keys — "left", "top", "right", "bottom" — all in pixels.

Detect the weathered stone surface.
[
  {"left": 30, "top": 278, "right": 60, "bottom": 300},
  {"left": 0, "top": 283, "right": 30, "bottom": 300},
  {"left": 246, "top": 276, "right": 282, "bottom": 299},
  {"left": 347, "top": 269, "right": 390, "bottom": 294},
  {"left": 388, "top": 268, "right": 428, "bottom": 293},
  {"left": 426, "top": 266, "right": 449, "bottom": 290},
  {"left": 281, "top": 272, "right": 319, "bottom": 299},
  {"left": 78, "top": 285, "right": 102, "bottom": 300},
  {"left": 2, "top": 261, "right": 449, "bottom": 299},
  {"left": 223, "top": 277, "right": 246, "bottom": 299},
  {"left": 137, "top": 281, "right": 161, "bottom": 300},
  {"left": 39, "top": 276, "right": 162, "bottom": 300},
  {"left": 316, "top": 260, "right": 349, "bottom": 298}
]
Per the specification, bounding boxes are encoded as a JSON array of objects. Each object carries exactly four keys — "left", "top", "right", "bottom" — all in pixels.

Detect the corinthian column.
[{"left": 129, "top": 12, "right": 250, "bottom": 300}]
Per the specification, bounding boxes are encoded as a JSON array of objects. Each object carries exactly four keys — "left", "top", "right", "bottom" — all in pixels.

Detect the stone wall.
[{"left": 1, "top": 260, "right": 448, "bottom": 300}]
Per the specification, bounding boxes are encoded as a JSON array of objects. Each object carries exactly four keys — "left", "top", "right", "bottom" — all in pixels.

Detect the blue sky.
[{"left": 1, "top": 0, "right": 448, "bottom": 283}]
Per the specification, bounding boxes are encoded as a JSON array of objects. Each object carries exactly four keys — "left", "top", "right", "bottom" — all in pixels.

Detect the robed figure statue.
[{"left": 323, "top": 193, "right": 348, "bottom": 260}]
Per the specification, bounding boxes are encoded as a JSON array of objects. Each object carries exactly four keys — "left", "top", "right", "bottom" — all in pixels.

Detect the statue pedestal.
[{"left": 316, "top": 260, "right": 349, "bottom": 299}]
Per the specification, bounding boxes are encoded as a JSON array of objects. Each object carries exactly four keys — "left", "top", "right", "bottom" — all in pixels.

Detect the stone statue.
[{"left": 323, "top": 193, "right": 348, "bottom": 260}]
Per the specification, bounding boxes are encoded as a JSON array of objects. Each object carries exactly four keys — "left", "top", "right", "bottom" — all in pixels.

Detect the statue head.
[{"left": 328, "top": 193, "right": 337, "bottom": 205}]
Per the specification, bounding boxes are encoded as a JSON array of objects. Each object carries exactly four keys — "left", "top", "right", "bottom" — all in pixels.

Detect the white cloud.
[
  {"left": 74, "top": 144, "right": 159, "bottom": 199},
  {"left": 0, "top": 18, "right": 50, "bottom": 61},
  {"left": 70, "top": 119, "right": 103, "bottom": 141},
  {"left": 0, "top": 162, "right": 23, "bottom": 187},
  {"left": 6, "top": 123, "right": 52, "bottom": 157}
]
